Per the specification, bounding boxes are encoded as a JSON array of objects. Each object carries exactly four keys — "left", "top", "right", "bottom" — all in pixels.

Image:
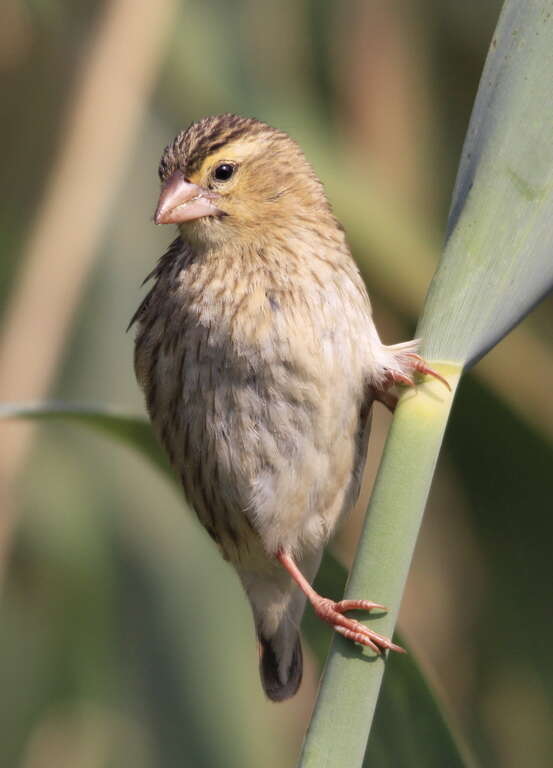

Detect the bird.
[{"left": 131, "top": 113, "right": 446, "bottom": 702}]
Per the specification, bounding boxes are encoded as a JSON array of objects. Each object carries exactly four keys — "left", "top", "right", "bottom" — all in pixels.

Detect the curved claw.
[
  {"left": 275, "top": 551, "right": 405, "bottom": 655},
  {"left": 335, "top": 624, "right": 381, "bottom": 653},
  {"left": 403, "top": 353, "right": 451, "bottom": 391},
  {"left": 313, "top": 597, "right": 405, "bottom": 654},
  {"left": 389, "top": 371, "right": 415, "bottom": 388},
  {"left": 334, "top": 599, "right": 387, "bottom": 613},
  {"left": 333, "top": 615, "right": 405, "bottom": 653}
]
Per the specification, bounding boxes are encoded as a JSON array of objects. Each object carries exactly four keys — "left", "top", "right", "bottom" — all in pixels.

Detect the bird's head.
[{"left": 154, "top": 114, "right": 331, "bottom": 249}]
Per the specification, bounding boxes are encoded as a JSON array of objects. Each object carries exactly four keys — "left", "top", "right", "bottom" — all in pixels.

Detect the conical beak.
[{"left": 154, "top": 170, "right": 221, "bottom": 224}]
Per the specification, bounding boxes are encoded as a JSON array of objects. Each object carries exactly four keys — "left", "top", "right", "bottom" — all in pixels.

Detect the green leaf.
[
  {"left": 419, "top": 0, "right": 553, "bottom": 366},
  {"left": 305, "top": 551, "right": 473, "bottom": 768},
  {"left": 0, "top": 401, "right": 171, "bottom": 481},
  {"left": 2, "top": 402, "right": 472, "bottom": 766},
  {"left": 365, "top": 648, "right": 475, "bottom": 768},
  {"left": 299, "top": 370, "right": 463, "bottom": 768},
  {"left": 0, "top": 401, "right": 292, "bottom": 767},
  {"left": 300, "top": 1, "right": 553, "bottom": 766}
]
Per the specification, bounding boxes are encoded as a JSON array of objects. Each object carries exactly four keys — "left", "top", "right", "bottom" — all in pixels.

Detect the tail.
[
  {"left": 239, "top": 549, "right": 322, "bottom": 702},
  {"left": 258, "top": 630, "right": 303, "bottom": 702}
]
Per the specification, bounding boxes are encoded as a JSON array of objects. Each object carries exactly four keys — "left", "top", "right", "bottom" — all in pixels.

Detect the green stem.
[{"left": 298, "top": 363, "right": 462, "bottom": 768}]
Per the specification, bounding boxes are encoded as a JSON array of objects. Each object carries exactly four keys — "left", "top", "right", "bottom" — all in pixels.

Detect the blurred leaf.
[
  {"left": 365, "top": 648, "right": 474, "bottom": 768},
  {"left": 0, "top": 401, "right": 171, "bottom": 480},
  {"left": 445, "top": 373, "right": 553, "bottom": 762},
  {"left": 0, "top": 400, "right": 284, "bottom": 766},
  {"left": 2, "top": 402, "right": 471, "bottom": 766},
  {"left": 305, "top": 552, "right": 472, "bottom": 768}
]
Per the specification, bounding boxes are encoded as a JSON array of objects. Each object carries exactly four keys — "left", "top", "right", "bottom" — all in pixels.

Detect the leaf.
[
  {"left": 1, "top": 402, "right": 471, "bottom": 766},
  {"left": 0, "top": 401, "right": 171, "bottom": 481},
  {"left": 300, "top": 2, "right": 553, "bottom": 766},
  {"left": 305, "top": 552, "right": 473, "bottom": 768},
  {"left": 419, "top": 1, "right": 553, "bottom": 367},
  {"left": 299, "top": 368, "right": 463, "bottom": 768},
  {"left": 364, "top": 648, "right": 475, "bottom": 768}
]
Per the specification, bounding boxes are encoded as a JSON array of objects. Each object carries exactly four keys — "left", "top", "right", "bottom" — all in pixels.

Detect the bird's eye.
[{"left": 213, "top": 163, "right": 235, "bottom": 181}]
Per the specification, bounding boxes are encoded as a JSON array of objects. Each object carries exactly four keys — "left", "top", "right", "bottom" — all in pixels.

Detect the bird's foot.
[
  {"left": 312, "top": 596, "right": 405, "bottom": 654},
  {"left": 276, "top": 551, "right": 404, "bottom": 655},
  {"left": 377, "top": 353, "right": 451, "bottom": 412},
  {"left": 389, "top": 352, "right": 451, "bottom": 390}
]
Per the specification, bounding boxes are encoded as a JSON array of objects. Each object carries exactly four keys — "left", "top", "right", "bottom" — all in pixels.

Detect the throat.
[
  {"left": 186, "top": 240, "right": 289, "bottom": 294},
  {"left": 180, "top": 242, "right": 287, "bottom": 336}
]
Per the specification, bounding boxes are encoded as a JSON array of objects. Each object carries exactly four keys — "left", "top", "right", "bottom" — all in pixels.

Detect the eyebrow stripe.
[
  {"left": 185, "top": 126, "right": 256, "bottom": 173},
  {"left": 159, "top": 115, "right": 285, "bottom": 181}
]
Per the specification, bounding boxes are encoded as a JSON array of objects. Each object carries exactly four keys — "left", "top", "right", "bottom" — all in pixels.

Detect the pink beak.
[{"left": 154, "top": 170, "right": 221, "bottom": 224}]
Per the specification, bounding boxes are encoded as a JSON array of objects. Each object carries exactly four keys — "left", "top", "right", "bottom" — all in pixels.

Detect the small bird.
[{"left": 132, "top": 114, "right": 444, "bottom": 701}]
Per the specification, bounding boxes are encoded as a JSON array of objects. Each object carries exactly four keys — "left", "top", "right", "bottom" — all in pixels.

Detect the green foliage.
[
  {"left": 300, "top": 370, "right": 462, "bottom": 767},
  {"left": 2, "top": 1, "right": 553, "bottom": 766},
  {"left": 311, "top": 556, "right": 473, "bottom": 768},
  {"left": 420, "top": 0, "right": 553, "bottom": 365},
  {"left": 300, "top": 0, "right": 553, "bottom": 765},
  {"left": 0, "top": 403, "right": 469, "bottom": 766},
  {"left": 366, "top": 650, "right": 474, "bottom": 768},
  {"left": 0, "top": 402, "right": 171, "bottom": 479}
]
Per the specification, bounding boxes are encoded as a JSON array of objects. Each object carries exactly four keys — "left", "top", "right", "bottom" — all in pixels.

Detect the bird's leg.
[
  {"left": 276, "top": 551, "right": 405, "bottom": 654},
  {"left": 374, "top": 390, "right": 398, "bottom": 413}
]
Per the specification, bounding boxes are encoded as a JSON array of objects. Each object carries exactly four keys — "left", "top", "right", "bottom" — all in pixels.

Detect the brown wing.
[
  {"left": 349, "top": 382, "right": 376, "bottom": 513},
  {"left": 127, "top": 236, "right": 183, "bottom": 332}
]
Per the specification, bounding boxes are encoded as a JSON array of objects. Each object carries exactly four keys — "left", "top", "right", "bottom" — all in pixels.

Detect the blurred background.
[{"left": 1, "top": 0, "right": 552, "bottom": 766}]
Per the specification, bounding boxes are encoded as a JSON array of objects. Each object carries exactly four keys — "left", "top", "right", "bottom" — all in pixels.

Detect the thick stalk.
[{"left": 298, "top": 363, "right": 462, "bottom": 768}]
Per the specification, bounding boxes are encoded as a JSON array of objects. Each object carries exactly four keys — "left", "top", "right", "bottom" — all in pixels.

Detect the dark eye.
[{"left": 213, "top": 163, "right": 235, "bottom": 181}]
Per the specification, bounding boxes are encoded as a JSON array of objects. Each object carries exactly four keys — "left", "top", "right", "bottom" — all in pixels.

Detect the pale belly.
[{"left": 135, "top": 315, "right": 371, "bottom": 569}]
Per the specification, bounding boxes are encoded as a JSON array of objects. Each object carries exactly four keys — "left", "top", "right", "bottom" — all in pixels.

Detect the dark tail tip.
[{"left": 259, "top": 634, "right": 303, "bottom": 702}]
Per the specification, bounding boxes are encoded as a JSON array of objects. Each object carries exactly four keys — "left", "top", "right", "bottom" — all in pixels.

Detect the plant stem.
[{"left": 298, "top": 363, "right": 462, "bottom": 768}]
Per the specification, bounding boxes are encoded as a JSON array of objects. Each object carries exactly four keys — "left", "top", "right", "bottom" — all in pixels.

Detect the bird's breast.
[{"left": 134, "top": 246, "right": 373, "bottom": 561}]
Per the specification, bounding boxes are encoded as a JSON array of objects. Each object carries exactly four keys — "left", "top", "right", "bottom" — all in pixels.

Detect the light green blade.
[
  {"left": 300, "top": 2, "right": 553, "bottom": 766},
  {"left": 305, "top": 552, "right": 473, "bottom": 768},
  {"left": 420, "top": 0, "right": 553, "bottom": 366}
]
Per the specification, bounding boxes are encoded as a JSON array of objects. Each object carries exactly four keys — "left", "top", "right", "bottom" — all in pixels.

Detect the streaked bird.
[{"left": 131, "top": 114, "right": 445, "bottom": 701}]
